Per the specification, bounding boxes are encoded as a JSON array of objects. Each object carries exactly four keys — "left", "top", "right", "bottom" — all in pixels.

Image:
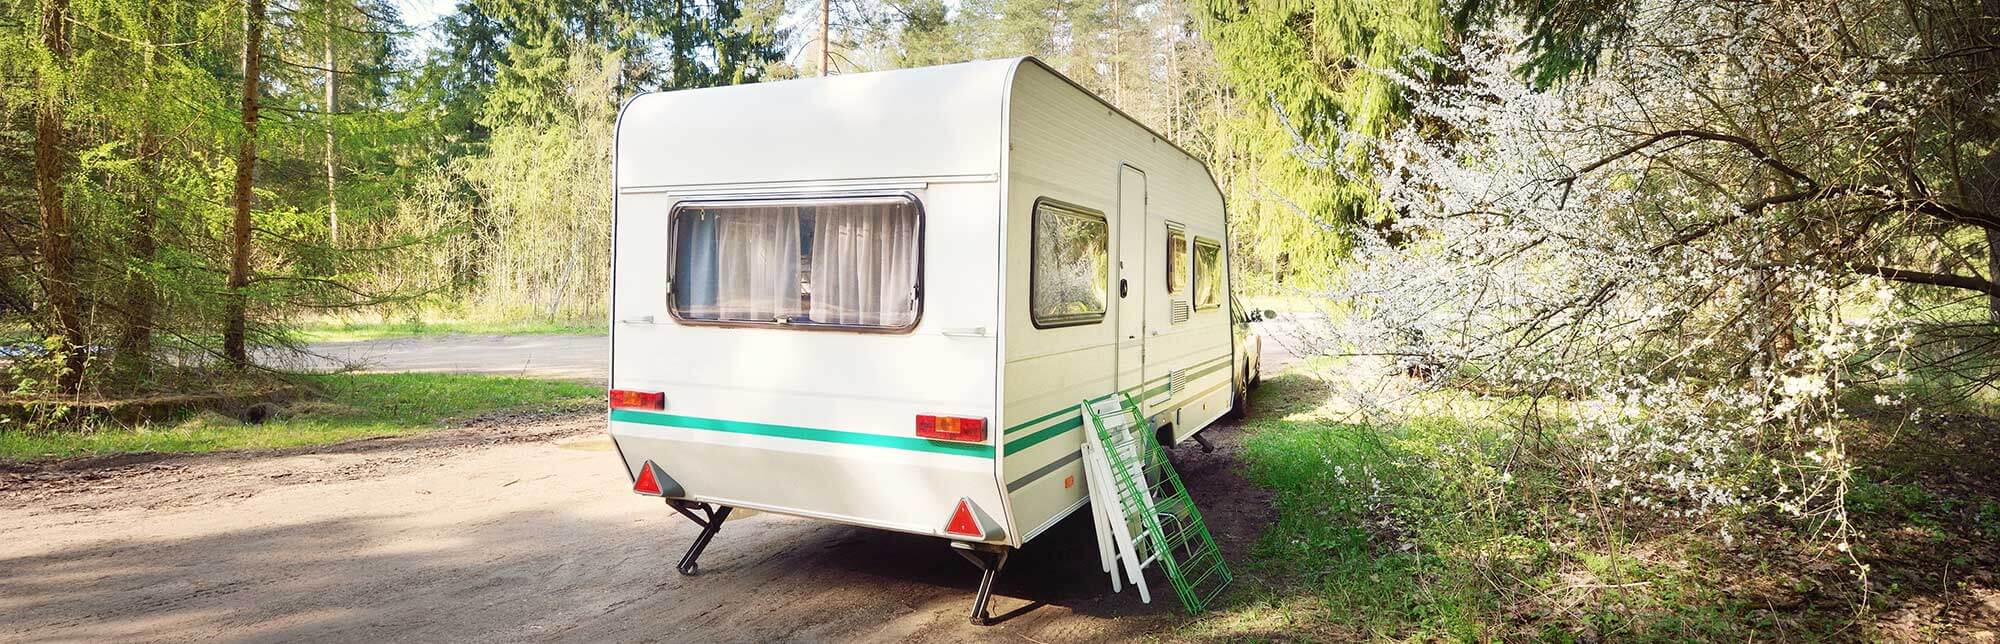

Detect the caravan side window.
[
  {"left": 1192, "top": 237, "right": 1222, "bottom": 310},
  {"left": 1030, "top": 200, "right": 1109, "bottom": 328},
  {"left": 1165, "top": 225, "right": 1188, "bottom": 296},
  {"left": 669, "top": 195, "right": 922, "bottom": 331}
]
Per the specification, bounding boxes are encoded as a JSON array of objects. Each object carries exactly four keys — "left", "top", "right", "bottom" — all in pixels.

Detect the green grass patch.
[
  {"left": 1183, "top": 369, "right": 1862, "bottom": 640},
  {"left": 297, "top": 317, "right": 603, "bottom": 342},
  {"left": 0, "top": 373, "right": 600, "bottom": 461}
]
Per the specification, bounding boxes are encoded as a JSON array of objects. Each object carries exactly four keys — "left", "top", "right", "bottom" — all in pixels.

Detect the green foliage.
[
  {"left": 1189, "top": 375, "right": 1661, "bottom": 637},
  {"left": 1186, "top": 358, "right": 2000, "bottom": 638},
  {"left": 1199, "top": 0, "right": 1447, "bottom": 285},
  {"left": 1454, "top": 0, "right": 1639, "bottom": 87},
  {"left": 0, "top": 0, "right": 441, "bottom": 393},
  {"left": 0, "top": 373, "right": 599, "bottom": 460},
  {"left": 386, "top": 0, "right": 788, "bottom": 323}
]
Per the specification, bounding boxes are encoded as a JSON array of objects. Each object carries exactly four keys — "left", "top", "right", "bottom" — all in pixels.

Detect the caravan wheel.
[{"left": 1226, "top": 371, "right": 1250, "bottom": 420}]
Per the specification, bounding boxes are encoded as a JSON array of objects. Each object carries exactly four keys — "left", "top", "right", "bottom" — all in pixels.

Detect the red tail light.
[
  {"left": 633, "top": 462, "right": 664, "bottom": 496},
  {"left": 610, "top": 389, "right": 664, "bottom": 410},
  {"left": 916, "top": 414, "right": 987, "bottom": 442},
  {"left": 945, "top": 499, "right": 982, "bottom": 538}
]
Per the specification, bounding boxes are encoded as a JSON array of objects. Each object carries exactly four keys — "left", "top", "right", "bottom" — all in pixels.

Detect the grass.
[
  {"left": 296, "top": 317, "right": 603, "bottom": 342},
  {"left": 1179, "top": 365, "right": 2000, "bottom": 640},
  {"left": 0, "top": 373, "right": 601, "bottom": 461}
]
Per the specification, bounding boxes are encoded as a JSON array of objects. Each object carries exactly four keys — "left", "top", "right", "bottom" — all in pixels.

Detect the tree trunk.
[
  {"left": 1982, "top": 148, "right": 2000, "bottom": 322},
  {"left": 1984, "top": 226, "right": 2000, "bottom": 322},
  {"left": 225, "top": 0, "right": 264, "bottom": 370},
  {"left": 672, "top": 0, "right": 690, "bottom": 86},
  {"left": 35, "top": 0, "right": 86, "bottom": 395},
  {"left": 117, "top": 10, "right": 161, "bottom": 376},
  {"left": 117, "top": 110, "right": 159, "bottom": 375},
  {"left": 324, "top": 0, "right": 338, "bottom": 244},
  {"left": 1111, "top": 0, "right": 1121, "bottom": 106}
]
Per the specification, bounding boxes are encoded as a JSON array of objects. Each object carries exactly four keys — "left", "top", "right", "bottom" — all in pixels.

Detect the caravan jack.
[
  {"left": 951, "top": 543, "right": 1011, "bottom": 626},
  {"left": 667, "top": 500, "right": 732, "bottom": 576}
]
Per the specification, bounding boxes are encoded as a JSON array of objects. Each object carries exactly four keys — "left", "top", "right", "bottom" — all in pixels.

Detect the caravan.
[{"left": 605, "top": 57, "right": 1259, "bottom": 622}]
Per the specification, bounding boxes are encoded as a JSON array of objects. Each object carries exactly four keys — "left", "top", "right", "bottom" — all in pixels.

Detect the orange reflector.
[
  {"left": 945, "top": 498, "right": 982, "bottom": 538},
  {"left": 632, "top": 462, "right": 664, "bottom": 496},
  {"left": 916, "top": 414, "right": 987, "bottom": 443},
  {"left": 610, "top": 389, "right": 665, "bottom": 410}
]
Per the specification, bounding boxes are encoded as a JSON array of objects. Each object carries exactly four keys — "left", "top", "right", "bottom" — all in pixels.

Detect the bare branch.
[
  {"left": 1849, "top": 264, "right": 2000, "bottom": 299},
  {"left": 1570, "top": 128, "right": 1818, "bottom": 186}
]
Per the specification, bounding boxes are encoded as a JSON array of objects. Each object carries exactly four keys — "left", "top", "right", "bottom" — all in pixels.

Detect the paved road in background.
[
  {"left": 294, "top": 316, "right": 1307, "bottom": 383},
  {"left": 294, "top": 334, "right": 610, "bottom": 381}
]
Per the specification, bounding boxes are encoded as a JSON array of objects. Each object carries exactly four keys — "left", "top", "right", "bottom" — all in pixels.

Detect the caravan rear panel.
[{"left": 608, "top": 62, "right": 1014, "bottom": 541}]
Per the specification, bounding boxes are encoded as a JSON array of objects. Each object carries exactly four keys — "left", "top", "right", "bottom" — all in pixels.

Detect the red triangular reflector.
[
  {"left": 632, "top": 462, "right": 663, "bottom": 496},
  {"left": 945, "top": 499, "right": 981, "bottom": 537}
]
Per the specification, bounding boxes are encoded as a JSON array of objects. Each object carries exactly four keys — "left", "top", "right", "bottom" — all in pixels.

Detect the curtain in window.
[
  {"left": 716, "top": 207, "right": 803, "bottom": 321},
  {"left": 809, "top": 202, "right": 919, "bottom": 326},
  {"left": 673, "top": 212, "right": 721, "bottom": 319}
]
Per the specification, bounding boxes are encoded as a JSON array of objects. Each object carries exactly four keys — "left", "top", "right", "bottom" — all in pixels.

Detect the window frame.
[
  {"left": 663, "top": 192, "right": 926, "bottom": 334},
  {"left": 1028, "top": 197, "right": 1111, "bottom": 329},
  {"left": 1192, "top": 236, "right": 1223, "bottom": 310},
  {"left": 1165, "top": 223, "right": 1188, "bottom": 297}
]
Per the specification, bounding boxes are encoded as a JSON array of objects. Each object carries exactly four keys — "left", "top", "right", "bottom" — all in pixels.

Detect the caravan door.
[{"left": 1115, "top": 165, "right": 1147, "bottom": 394}]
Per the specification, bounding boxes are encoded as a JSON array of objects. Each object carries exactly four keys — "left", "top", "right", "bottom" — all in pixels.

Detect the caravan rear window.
[{"left": 669, "top": 196, "right": 922, "bottom": 331}]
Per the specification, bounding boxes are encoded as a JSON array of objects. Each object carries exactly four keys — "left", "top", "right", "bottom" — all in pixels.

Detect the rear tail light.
[
  {"left": 916, "top": 414, "right": 987, "bottom": 442},
  {"left": 610, "top": 389, "right": 664, "bottom": 410}
]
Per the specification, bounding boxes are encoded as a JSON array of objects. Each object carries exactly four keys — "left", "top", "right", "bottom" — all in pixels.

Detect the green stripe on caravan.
[
  {"left": 1003, "top": 415, "right": 1084, "bottom": 456},
  {"left": 610, "top": 409, "right": 994, "bottom": 458},
  {"left": 1001, "top": 354, "right": 1234, "bottom": 456}
]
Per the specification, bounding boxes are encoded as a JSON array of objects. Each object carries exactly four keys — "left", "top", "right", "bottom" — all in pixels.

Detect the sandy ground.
[
  {"left": 1, "top": 327, "right": 1303, "bottom": 643},
  {"left": 0, "top": 410, "right": 1271, "bottom": 643}
]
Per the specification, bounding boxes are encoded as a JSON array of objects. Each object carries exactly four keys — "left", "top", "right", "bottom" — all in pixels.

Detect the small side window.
[
  {"left": 1030, "top": 200, "right": 1109, "bottom": 328},
  {"left": 1193, "top": 237, "right": 1222, "bottom": 310},
  {"left": 1166, "top": 225, "right": 1187, "bottom": 296}
]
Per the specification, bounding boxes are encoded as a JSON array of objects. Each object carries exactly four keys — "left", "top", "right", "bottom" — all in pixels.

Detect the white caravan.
[{"left": 606, "top": 57, "right": 1251, "bottom": 623}]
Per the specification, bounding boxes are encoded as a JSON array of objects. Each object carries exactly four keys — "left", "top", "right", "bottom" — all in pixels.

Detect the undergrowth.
[{"left": 1178, "top": 369, "right": 2000, "bottom": 641}]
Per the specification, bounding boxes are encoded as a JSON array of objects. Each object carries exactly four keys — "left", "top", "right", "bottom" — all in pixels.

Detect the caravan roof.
[{"left": 616, "top": 59, "right": 1017, "bottom": 189}]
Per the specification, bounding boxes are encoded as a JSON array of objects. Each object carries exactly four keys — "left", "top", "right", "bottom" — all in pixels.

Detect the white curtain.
[
  {"left": 809, "top": 202, "right": 920, "bottom": 326},
  {"left": 716, "top": 207, "right": 802, "bottom": 321}
]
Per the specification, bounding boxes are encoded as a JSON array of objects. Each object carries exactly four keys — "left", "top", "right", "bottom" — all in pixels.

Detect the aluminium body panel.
[{"left": 996, "top": 61, "right": 1231, "bottom": 543}]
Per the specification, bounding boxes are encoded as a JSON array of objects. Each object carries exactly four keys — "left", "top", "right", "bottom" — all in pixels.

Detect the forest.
[{"left": 5, "top": 0, "right": 1999, "bottom": 637}]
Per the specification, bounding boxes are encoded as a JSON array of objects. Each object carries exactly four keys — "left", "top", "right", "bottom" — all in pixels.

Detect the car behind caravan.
[{"left": 606, "top": 57, "right": 1253, "bottom": 623}]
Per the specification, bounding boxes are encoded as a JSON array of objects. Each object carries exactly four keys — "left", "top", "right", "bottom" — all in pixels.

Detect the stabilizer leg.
[
  {"left": 1192, "top": 433, "right": 1216, "bottom": 453},
  {"left": 669, "top": 501, "right": 733, "bottom": 576},
  {"left": 952, "top": 544, "right": 1011, "bottom": 626}
]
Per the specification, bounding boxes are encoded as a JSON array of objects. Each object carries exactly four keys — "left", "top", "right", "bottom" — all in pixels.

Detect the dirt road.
[
  {"left": 0, "top": 406, "right": 1275, "bottom": 642},
  {"left": 3, "top": 323, "right": 1305, "bottom": 641}
]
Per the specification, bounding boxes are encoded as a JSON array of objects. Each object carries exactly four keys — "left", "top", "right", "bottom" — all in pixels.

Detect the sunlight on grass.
[
  {"left": 1184, "top": 367, "right": 1849, "bottom": 640},
  {"left": 296, "top": 317, "right": 604, "bottom": 342},
  {"left": 0, "top": 373, "right": 600, "bottom": 460}
]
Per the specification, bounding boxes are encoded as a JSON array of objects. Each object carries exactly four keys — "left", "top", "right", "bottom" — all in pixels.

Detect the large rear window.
[{"left": 669, "top": 196, "right": 922, "bottom": 331}]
